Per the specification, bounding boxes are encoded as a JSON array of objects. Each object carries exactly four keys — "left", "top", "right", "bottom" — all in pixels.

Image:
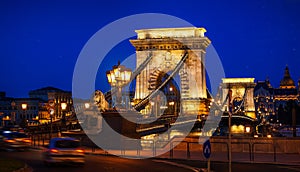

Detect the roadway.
[
  {"left": 1, "top": 149, "right": 300, "bottom": 172},
  {"left": 172, "top": 159, "right": 300, "bottom": 172},
  {"left": 0, "top": 149, "right": 194, "bottom": 172}
]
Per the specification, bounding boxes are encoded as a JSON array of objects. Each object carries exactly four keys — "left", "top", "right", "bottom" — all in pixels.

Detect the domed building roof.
[{"left": 280, "top": 66, "right": 295, "bottom": 89}]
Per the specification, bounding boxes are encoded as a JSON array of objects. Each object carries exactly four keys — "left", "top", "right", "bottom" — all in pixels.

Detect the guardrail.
[
  {"left": 251, "top": 142, "right": 276, "bottom": 162},
  {"left": 93, "top": 138, "right": 280, "bottom": 162},
  {"left": 30, "top": 132, "right": 60, "bottom": 147},
  {"left": 28, "top": 130, "right": 299, "bottom": 163}
]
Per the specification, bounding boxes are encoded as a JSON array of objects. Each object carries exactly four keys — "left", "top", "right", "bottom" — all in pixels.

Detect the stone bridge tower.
[
  {"left": 130, "top": 27, "right": 211, "bottom": 117},
  {"left": 220, "top": 78, "right": 256, "bottom": 119}
]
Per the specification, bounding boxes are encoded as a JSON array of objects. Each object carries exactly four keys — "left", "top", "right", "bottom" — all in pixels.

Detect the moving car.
[
  {"left": 42, "top": 137, "right": 85, "bottom": 166},
  {"left": 0, "top": 131, "right": 31, "bottom": 150}
]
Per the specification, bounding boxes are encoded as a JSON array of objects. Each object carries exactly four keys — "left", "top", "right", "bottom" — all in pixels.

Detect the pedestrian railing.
[
  {"left": 28, "top": 131, "right": 294, "bottom": 163},
  {"left": 251, "top": 142, "right": 276, "bottom": 162},
  {"left": 91, "top": 138, "right": 280, "bottom": 163}
]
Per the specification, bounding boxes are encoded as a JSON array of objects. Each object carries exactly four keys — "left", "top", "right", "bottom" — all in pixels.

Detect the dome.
[{"left": 280, "top": 66, "right": 295, "bottom": 89}]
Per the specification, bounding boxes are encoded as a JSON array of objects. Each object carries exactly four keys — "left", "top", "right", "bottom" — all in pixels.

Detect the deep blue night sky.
[{"left": 0, "top": 0, "right": 300, "bottom": 98}]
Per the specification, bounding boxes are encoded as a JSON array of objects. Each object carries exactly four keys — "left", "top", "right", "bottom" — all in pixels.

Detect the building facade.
[
  {"left": 0, "top": 87, "right": 73, "bottom": 128},
  {"left": 0, "top": 94, "right": 40, "bottom": 127},
  {"left": 254, "top": 66, "right": 299, "bottom": 125},
  {"left": 29, "top": 86, "right": 73, "bottom": 123}
]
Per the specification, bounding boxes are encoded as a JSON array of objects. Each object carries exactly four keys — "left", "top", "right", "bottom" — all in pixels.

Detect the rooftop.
[
  {"left": 135, "top": 27, "right": 207, "bottom": 39},
  {"left": 222, "top": 78, "right": 255, "bottom": 84}
]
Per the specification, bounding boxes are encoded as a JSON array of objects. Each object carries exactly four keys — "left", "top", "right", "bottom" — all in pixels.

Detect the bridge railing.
[
  {"left": 97, "top": 137, "right": 287, "bottom": 163},
  {"left": 28, "top": 128, "right": 299, "bottom": 164}
]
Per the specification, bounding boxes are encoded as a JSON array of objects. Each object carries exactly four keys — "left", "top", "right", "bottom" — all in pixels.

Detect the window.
[{"left": 55, "top": 140, "right": 80, "bottom": 148}]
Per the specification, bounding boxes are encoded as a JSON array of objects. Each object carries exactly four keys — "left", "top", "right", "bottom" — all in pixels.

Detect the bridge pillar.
[
  {"left": 221, "top": 78, "right": 256, "bottom": 118},
  {"left": 130, "top": 27, "right": 211, "bottom": 117}
]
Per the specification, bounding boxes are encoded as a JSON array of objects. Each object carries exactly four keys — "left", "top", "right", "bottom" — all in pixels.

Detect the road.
[
  {"left": 171, "top": 159, "right": 300, "bottom": 172},
  {"left": 1, "top": 149, "right": 300, "bottom": 172},
  {"left": 0, "top": 149, "right": 195, "bottom": 172}
]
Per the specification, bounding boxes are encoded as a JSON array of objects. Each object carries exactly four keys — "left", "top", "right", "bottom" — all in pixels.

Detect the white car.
[{"left": 42, "top": 137, "right": 85, "bottom": 166}]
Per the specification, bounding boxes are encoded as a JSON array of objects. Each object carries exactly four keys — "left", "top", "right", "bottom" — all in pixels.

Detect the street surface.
[
  {"left": 1, "top": 149, "right": 300, "bottom": 172},
  {"left": 0, "top": 149, "right": 194, "bottom": 172},
  {"left": 171, "top": 159, "right": 300, "bottom": 172}
]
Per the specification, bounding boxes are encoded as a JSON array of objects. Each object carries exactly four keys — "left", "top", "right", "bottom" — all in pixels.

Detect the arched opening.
[
  {"left": 232, "top": 97, "right": 243, "bottom": 112},
  {"left": 150, "top": 72, "right": 181, "bottom": 119}
]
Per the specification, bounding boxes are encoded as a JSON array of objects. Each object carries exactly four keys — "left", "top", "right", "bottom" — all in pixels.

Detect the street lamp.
[
  {"left": 47, "top": 99, "right": 55, "bottom": 138},
  {"left": 106, "top": 61, "right": 132, "bottom": 108},
  {"left": 83, "top": 102, "right": 91, "bottom": 130},
  {"left": 61, "top": 102, "right": 67, "bottom": 130},
  {"left": 245, "top": 126, "right": 251, "bottom": 133},
  {"left": 0, "top": 112, "right": 4, "bottom": 127},
  {"left": 84, "top": 103, "right": 90, "bottom": 109},
  {"left": 21, "top": 103, "right": 27, "bottom": 128},
  {"left": 49, "top": 108, "right": 54, "bottom": 138},
  {"left": 21, "top": 103, "right": 27, "bottom": 110},
  {"left": 228, "top": 89, "right": 232, "bottom": 172}
]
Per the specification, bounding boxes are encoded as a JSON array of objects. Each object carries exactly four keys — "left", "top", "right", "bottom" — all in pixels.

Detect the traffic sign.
[{"left": 203, "top": 140, "right": 211, "bottom": 159}]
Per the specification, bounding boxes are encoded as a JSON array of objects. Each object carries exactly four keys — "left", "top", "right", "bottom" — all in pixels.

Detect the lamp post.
[
  {"left": 83, "top": 102, "right": 103, "bottom": 134},
  {"left": 106, "top": 61, "right": 132, "bottom": 108},
  {"left": 48, "top": 99, "right": 55, "bottom": 138},
  {"left": 11, "top": 101, "right": 16, "bottom": 124},
  {"left": 61, "top": 102, "right": 67, "bottom": 130},
  {"left": 228, "top": 89, "right": 232, "bottom": 172},
  {"left": 49, "top": 108, "right": 54, "bottom": 139},
  {"left": 21, "top": 103, "right": 27, "bottom": 128},
  {"left": 84, "top": 102, "right": 91, "bottom": 130},
  {"left": 0, "top": 112, "right": 4, "bottom": 127}
]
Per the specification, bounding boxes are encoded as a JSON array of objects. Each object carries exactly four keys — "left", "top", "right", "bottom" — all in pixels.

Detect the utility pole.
[
  {"left": 292, "top": 102, "right": 297, "bottom": 137},
  {"left": 228, "top": 89, "right": 232, "bottom": 172}
]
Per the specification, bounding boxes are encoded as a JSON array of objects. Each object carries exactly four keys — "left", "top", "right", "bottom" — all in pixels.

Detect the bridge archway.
[
  {"left": 147, "top": 70, "right": 181, "bottom": 118},
  {"left": 232, "top": 96, "right": 244, "bottom": 112}
]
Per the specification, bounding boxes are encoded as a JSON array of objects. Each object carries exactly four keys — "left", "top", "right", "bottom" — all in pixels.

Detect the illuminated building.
[
  {"left": 29, "top": 86, "right": 73, "bottom": 123},
  {"left": 0, "top": 87, "right": 73, "bottom": 127},
  {"left": 254, "top": 66, "right": 299, "bottom": 124},
  {"left": 0, "top": 93, "right": 40, "bottom": 127}
]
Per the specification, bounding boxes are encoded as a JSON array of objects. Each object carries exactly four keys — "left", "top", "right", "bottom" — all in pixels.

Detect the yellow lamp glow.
[
  {"left": 21, "top": 103, "right": 27, "bottom": 110},
  {"left": 49, "top": 108, "right": 54, "bottom": 115},
  {"left": 84, "top": 103, "right": 90, "bottom": 109},
  {"left": 168, "top": 101, "right": 175, "bottom": 106},
  {"left": 61, "top": 102, "right": 67, "bottom": 110},
  {"left": 245, "top": 126, "right": 251, "bottom": 133},
  {"left": 113, "top": 67, "right": 120, "bottom": 78},
  {"left": 124, "top": 70, "right": 131, "bottom": 82}
]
